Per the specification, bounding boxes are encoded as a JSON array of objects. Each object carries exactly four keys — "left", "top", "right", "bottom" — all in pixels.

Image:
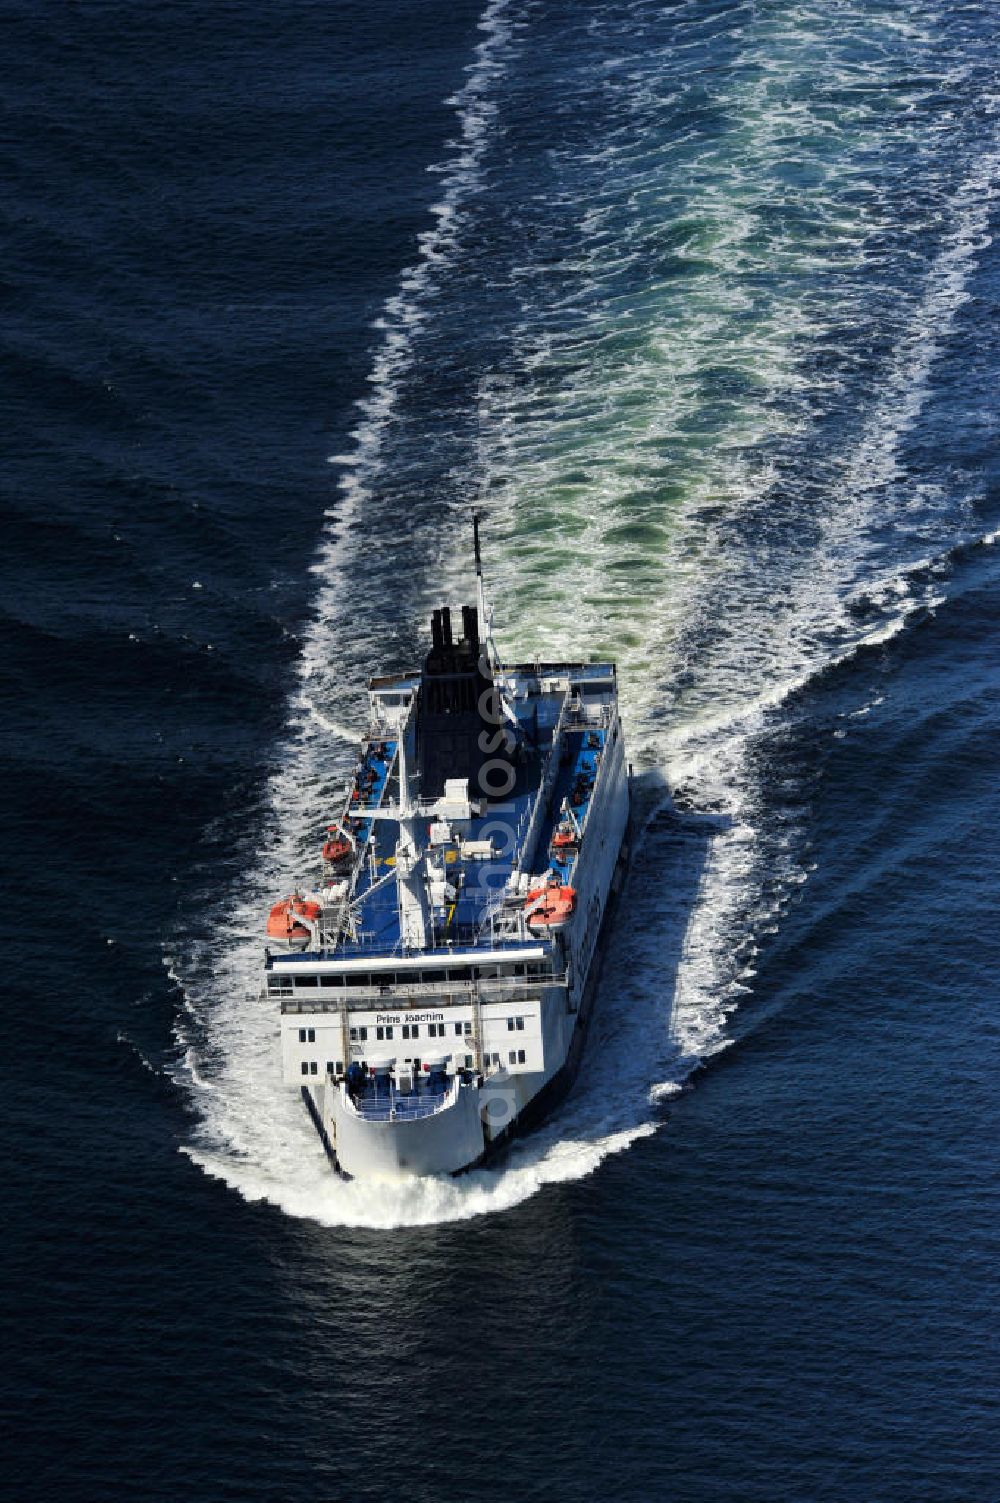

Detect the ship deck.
[{"left": 271, "top": 662, "right": 616, "bottom": 967}]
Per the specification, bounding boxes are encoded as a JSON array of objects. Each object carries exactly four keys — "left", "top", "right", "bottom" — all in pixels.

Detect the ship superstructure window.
[
  {"left": 427, "top": 1022, "right": 445, "bottom": 1038},
  {"left": 300, "top": 1063, "right": 309, "bottom": 1076},
  {"left": 402, "top": 1024, "right": 418, "bottom": 1040},
  {"left": 518, "top": 1050, "right": 525, "bottom": 1064},
  {"left": 349, "top": 1026, "right": 368, "bottom": 1042},
  {"left": 294, "top": 975, "right": 318, "bottom": 988},
  {"left": 376, "top": 1026, "right": 394, "bottom": 1041},
  {"left": 310, "top": 1062, "right": 318, "bottom": 1075},
  {"left": 298, "top": 1028, "right": 316, "bottom": 1043},
  {"left": 516, "top": 1017, "right": 525, "bottom": 1032}
]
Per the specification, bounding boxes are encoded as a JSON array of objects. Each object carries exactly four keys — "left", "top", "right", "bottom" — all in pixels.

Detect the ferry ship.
[{"left": 265, "top": 523, "right": 630, "bottom": 1178}]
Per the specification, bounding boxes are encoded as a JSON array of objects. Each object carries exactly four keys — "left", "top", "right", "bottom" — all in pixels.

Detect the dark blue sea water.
[{"left": 5, "top": 1, "right": 1000, "bottom": 1497}]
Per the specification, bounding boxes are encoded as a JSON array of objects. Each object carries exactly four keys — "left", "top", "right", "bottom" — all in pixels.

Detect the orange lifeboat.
[
  {"left": 266, "top": 894, "right": 321, "bottom": 951},
  {"left": 524, "top": 879, "right": 577, "bottom": 931},
  {"left": 322, "top": 837, "right": 353, "bottom": 864},
  {"left": 551, "top": 826, "right": 578, "bottom": 853}
]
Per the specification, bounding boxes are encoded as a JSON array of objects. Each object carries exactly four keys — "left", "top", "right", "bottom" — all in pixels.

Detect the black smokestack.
[{"left": 462, "top": 605, "right": 479, "bottom": 651}]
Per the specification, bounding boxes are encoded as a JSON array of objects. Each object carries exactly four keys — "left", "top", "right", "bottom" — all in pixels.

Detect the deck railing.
[
  {"left": 346, "top": 1082, "right": 454, "bottom": 1122},
  {"left": 276, "top": 969, "right": 567, "bottom": 1013}
]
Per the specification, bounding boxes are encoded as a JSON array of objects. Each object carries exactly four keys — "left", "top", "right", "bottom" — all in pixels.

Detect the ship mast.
[
  {"left": 474, "top": 511, "right": 499, "bottom": 675},
  {"left": 474, "top": 512, "right": 518, "bottom": 728}
]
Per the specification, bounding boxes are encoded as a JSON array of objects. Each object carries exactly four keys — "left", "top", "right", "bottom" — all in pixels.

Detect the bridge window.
[{"left": 294, "top": 975, "right": 318, "bottom": 988}]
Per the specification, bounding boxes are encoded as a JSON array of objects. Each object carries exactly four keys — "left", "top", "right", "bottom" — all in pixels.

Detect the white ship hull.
[{"left": 296, "top": 739, "right": 630, "bottom": 1179}]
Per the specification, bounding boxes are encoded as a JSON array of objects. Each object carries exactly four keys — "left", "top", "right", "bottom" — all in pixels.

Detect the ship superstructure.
[{"left": 266, "top": 528, "right": 630, "bottom": 1177}]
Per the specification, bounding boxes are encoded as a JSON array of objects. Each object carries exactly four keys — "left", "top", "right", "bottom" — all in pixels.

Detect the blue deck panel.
[
  {"left": 345, "top": 769, "right": 540, "bottom": 957},
  {"left": 533, "top": 727, "right": 606, "bottom": 886},
  {"left": 344, "top": 738, "right": 397, "bottom": 852}
]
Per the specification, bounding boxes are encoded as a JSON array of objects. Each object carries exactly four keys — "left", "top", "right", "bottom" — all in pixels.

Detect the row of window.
[
  {"left": 348, "top": 1020, "right": 473, "bottom": 1043},
  {"left": 274, "top": 960, "right": 552, "bottom": 990},
  {"left": 301, "top": 1023, "right": 525, "bottom": 1062},
  {"left": 300, "top": 1057, "right": 522, "bottom": 1082}
]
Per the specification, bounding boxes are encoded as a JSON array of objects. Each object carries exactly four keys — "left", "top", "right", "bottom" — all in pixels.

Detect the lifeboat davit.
[
  {"left": 266, "top": 894, "right": 322, "bottom": 952},
  {"left": 524, "top": 879, "right": 577, "bottom": 931}
]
